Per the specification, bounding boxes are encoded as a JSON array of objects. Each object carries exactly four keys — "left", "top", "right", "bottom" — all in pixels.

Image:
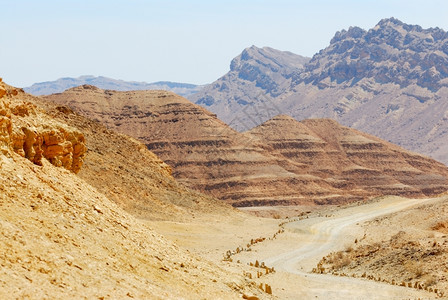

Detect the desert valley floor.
[{"left": 152, "top": 195, "right": 448, "bottom": 299}]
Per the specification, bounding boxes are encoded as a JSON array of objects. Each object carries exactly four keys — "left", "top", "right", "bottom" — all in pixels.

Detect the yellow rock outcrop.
[{"left": 0, "top": 82, "right": 86, "bottom": 173}]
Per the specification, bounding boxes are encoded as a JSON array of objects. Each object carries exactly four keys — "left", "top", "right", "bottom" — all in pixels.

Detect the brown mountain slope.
[
  {"left": 45, "top": 85, "right": 345, "bottom": 206},
  {"left": 247, "top": 115, "right": 448, "bottom": 203},
  {"left": 0, "top": 80, "right": 257, "bottom": 298},
  {"left": 47, "top": 104, "right": 235, "bottom": 221},
  {"left": 8, "top": 83, "right": 235, "bottom": 221},
  {"left": 45, "top": 86, "right": 448, "bottom": 206}
]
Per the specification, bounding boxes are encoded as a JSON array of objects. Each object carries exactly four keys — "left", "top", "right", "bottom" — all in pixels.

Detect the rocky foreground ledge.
[{"left": 0, "top": 79, "right": 86, "bottom": 173}]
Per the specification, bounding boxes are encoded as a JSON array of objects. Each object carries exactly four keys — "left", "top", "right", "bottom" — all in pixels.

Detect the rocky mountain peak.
[
  {"left": 230, "top": 45, "right": 258, "bottom": 71},
  {"left": 191, "top": 19, "right": 448, "bottom": 165},
  {"left": 229, "top": 45, "right": 308, "bottom": 77},
  {"left": 191, "top": 46, "right": 310, "bottom": 128},
  {"left": 376, "top": 17, "right": 405, "bottom": 27},
  {"left": 300, "top": 18, "right": 448, "bottom": 91},
  {"left": 365, "top": 17, "right": 448, "bottom": 50},
  {"left": 372, "top": 17, "right": 447, "bottom": 40},
  {"left": 330, "top": 26, "right": 366, "bottom": 44}
]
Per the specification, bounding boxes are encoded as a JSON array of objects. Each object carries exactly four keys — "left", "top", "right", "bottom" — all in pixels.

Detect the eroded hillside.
[
  {"left": 0, "top": 80, "right": 263, "bottom": 298},
  {"left": 248, "top": 115, "right": 448, "bottom": 202},
  {"left": 45, "top": 86, "right": 448, "bottom": 207},
  {"left": 15, "top": 84, "right": 234, "bottom": 221},
  {"left": 45, "top": 86, "right": 318, "bottom": 207}
]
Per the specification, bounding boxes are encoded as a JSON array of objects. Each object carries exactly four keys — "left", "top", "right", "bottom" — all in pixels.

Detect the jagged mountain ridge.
[
  {"left": 45, "top": 86, "right": 448, "bottom": 206},
  {"left": 192, "top": 18, "right": 448, "bottom": 165},
  {"left": 24, "top": 75, "right": 202, "bottom": 97},
  {"left": 298, "top": 17, "right": 448, "bottom": 90},
  {"left": 190, "top": 46, "right": 310, "bottom": 130}
]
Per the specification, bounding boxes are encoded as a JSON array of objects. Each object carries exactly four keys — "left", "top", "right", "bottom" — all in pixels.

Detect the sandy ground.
[{"left": 152, "top": 196, "right": 440, "bottom": 299}]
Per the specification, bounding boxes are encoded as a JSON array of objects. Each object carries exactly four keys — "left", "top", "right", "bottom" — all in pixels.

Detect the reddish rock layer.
[
  {"left": 45, "top": 86, "right": 448, "bottom": 206},
  {"left": 248, "top": 115, "right": 448, "bottom": 204}
]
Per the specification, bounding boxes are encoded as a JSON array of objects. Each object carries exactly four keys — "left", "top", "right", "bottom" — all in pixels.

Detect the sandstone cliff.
[{"left": 0, "top": 79, "right": 86, "bottom": 173}]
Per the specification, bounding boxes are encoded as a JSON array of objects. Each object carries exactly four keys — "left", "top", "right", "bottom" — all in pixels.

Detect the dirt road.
[{"left": 243, "top": 197, "right": 441, "bottom": 299}]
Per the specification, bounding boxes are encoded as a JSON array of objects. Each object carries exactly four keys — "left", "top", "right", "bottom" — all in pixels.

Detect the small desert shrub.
[
  {"left": 415, "top": 266, "right": 424, "bottom": 278},
  {"left": 432, "top": 221, "right": 448, "bottom": 233},
  {"left": 333, "top": 254, "right": 351, "bottom": 269},
  {"left": 327, "top": 251, "right": 344, "bottom": 265},
  {"left": 424, "top": 275, "right": 437, "bottom": 287},
  {"left": 272, "top": 213, "right": 281, "bottom": 219},
  {"left": 405, "top": 261, "right": 425, "bottom": 278},
  {"left": 345, "top": 244, "right": 354, "bottom": 253}
]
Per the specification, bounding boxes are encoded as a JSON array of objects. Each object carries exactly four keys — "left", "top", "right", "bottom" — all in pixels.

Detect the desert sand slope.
[
  {"left": 231, "top": 197, "right": 439, "bottom": 299},
  {"left": 0, "top": 80, "right": 261, "bottom": 298},
  {"left": 247, "top": 115, "right": 448, "bottom": 202},
  {"left": 0, "top": 155, "right": 252, "bottom": 299}
]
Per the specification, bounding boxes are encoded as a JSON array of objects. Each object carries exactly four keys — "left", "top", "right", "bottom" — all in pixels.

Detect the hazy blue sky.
[{"left": 2, "top": 0, "right": 448, "bottom": 87}]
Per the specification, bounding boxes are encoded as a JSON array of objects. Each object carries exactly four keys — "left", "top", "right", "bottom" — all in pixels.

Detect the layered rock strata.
[{"left": 45, "top": 86, "right": 448, "bottom": 206}]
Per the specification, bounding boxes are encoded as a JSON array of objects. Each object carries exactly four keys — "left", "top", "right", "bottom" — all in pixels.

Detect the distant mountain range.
[
  {"left": 191, "top": 18, "right": 448, "bottom": 165},
  {"left": 24, "top": 75, "right": 203, "bottom": 98},
  {"left": 29, "top": 18, "right": 448, "bottom": 165}
]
